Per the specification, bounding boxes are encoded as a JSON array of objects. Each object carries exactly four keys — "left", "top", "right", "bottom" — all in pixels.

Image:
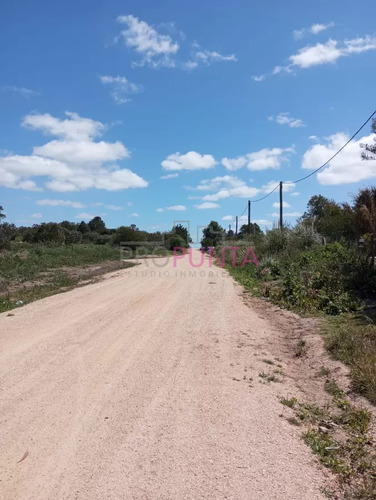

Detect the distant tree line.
[{"left": 0, "top": 209, "right": 191, "bottom": 252}]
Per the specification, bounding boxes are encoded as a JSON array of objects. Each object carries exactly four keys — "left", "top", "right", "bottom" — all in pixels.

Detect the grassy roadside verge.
[
  {"left": 280, "top": 387, "right": 375, "bottom": 499},
  {"left": 323, "top": 314, "right": 376, "bottom": 405},
  {"left": 227, "top": 262, "right": 376, "bottom": 499},
  {"left": 227, "top": 263, "right": 376, "bottom": 407},
  {"left": 0, "top": 243, "right": 134, "bottom": 313}
]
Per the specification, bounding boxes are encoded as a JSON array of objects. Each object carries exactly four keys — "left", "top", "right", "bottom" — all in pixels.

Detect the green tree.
[
  {"left": 301, "top": 195, "right": 355, "bottom": 241},
  {"left": 301, "top": 195, "right": 331, "bottom": 222},
  {"left": 60, "top": 220, "right": 78, "bottom": 231},
  {"left": 201, "top": 221, "right": 225, "bottom": 248},
  {"left": 0, "top": 205, "right": 5, "bottom": 221},
  {"left": 0, "top": 222, "right": 17, "bottom": 249},
  {"left": 172, "top": 224, "right": 191, "bottom": 246},
  {"left": 88, "top": 216, "right": 106, "bottom": 234},
  {"left": 361, "top": 119, "right": 376, "bottom": 160},
  {"left": 239, "top": 223, "right": 261, "bottom": 237},
  {"left": 112, "top": 226, "right": 148, "bottom": 249},
  {"left": 353, "top": 187, "right": 376, "bottom": 236},
  {"left": 77, "top": 221, "right": 90, "bottom": 234},
  {"left": 65, "top": 230, "right": 82, "bottom": 244},
  {"left": 24, "top": 223, "right": 66, "bottom": 245}
]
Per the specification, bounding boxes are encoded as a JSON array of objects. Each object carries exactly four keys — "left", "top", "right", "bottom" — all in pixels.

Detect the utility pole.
[
  {"left": 235, "top": 216, "right": 238, "bottom": 236},
  {"left": 279, "top": 181, "right": 283, "bottom": 230},
  {"left": 248, "top": 200, "right": 251, "bottom": 228}
]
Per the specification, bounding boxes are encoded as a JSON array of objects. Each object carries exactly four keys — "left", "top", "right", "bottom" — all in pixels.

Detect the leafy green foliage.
[
  {"left": 361, "top": 118, "right": 376, "bottom": 160},
  {"left": 201, "top": 220, "right": 225, "bottom": 248},
  {"left": 270, "top": 243, "right": 366, "bottom": 314},
  {"left": 87, "top": 216, "right": 106, "bottom": 234},
  {"left": 238, "top": 223, "right": 261, "bottom": 237},
  {"left": 301, "top": 195, "right": 356, "bottom": 242},
  {"left": 23, "top": 223, "right": 67, "bottom": 245}
]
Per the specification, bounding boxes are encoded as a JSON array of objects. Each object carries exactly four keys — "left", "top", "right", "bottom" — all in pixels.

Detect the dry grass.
[{"left": 323, "top": 313, "right": 376, "bottom": 405}]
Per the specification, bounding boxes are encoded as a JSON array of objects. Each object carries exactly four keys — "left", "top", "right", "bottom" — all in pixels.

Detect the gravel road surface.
[{"left": 0, "top": 252, "right": 327, "bottom": 499}]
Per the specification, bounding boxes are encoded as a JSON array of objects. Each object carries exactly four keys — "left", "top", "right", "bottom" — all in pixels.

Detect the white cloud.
[
  {"left": 194, "top": 202, "right": 220, "bottom": 209},
  {"left": 272, "top": 201, "right": 291, "bottom": 208},
  {"left": 252, "top": 75, "right": 266, "bottom": 82},
  {"left": 31, "top": 212, "right": 42, "bottom": 219},
  {"left": 268, "top": 112, "right": 305, "bottom": 128},
  {"left": 276, "top": 35, "right": 376, "bottom": 73},
  {"left": 293, "top": 22, "right": 334, "bottom": 40},
  {"left": 117, "top": 15, "right": 179, "bottom": 68},
  {"left": 221, "top": 157, "right": 247, "bottom": 171},
  {"left": 271, "top": 211, "right": 302, "bottom": 217},
  {"left": 131, "top": 212, "right": 139, "bottom": 217},
  {"left": 1, "top": 85, "right": 41, "bottom": 98},
  {"left": 290, "top": 191, "right": 300, "bottom": 196},
  {"left": 156, "top": 205, "right": 187, "bottom": 212},
  {"left": 222, "top": 215, "right": 233, "bottom": 221},
  {"left": 116, "top": 15, "right": 237, "bottom": 70},
  {"left": 23, "top": 111, "right": 105, "bottom": 140},
  {"left": 222, "top": 147, "right": 294, "bottom": 171},
  {"left": 194, "top": 175, "right": 245, "bottom": 191},
  {"left": 100, "top": 75, "right": 143, "bottom": 104},
  {"left": 0, "top": 112, "right": 148, "bottom": 192},
  {"left": 311, "top": 22, "right": 334, "bottom": 35},
  {"left": 289, "top": 40, "right": 342, "bottom": 68},
  {"left": 195, "top": 50, "right": 237, "bottom": 63},
  {"left": 35, "top": 139, "right": 129, "bottom": 165},
  {"left": 184, "top": 48, "right": 237, "bottom": 69},
  {"left": 261, "top": 180, "right": 297, "bottom": 193},
  {"left": 160, "top": 173, "right": 179, "bottom": 179},
  {"left": 75, "top": 212, "right": 96, "bottom": 220},
  {"left": 182, "top": 61, "right": 199, "bottom": 70},
  {"left": 93, "top": 202, "right": 123, "bottom": 211},
  {"left": 195, "top": 176, "right": 260, "bottom": 202},
  {"left": 235, "top": 215, "right": 273, "bottom": 227},
  {"left": 254, "top": 219, "right": 273, "bottom": 226},
  {"left": 37, "top": 199, "right": 85, "bottom": 208},
  {"left": 260, "top": 34, "right": 376, "bottom": 79},
  {"left": 162, "top": 151, "right": 217, "bottom": 171},
  {"left": 302, "top": 132, "right": 376, "bottom": 185}
]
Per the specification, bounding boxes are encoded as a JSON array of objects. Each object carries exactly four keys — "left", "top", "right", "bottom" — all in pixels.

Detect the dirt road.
[{"left": 0, "top": 252, "right": 327, "bottom": 499}]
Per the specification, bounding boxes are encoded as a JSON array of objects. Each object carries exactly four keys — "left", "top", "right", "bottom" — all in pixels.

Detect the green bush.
[{"left": 271, "top": 243, "right": 367, "bottom": 314}]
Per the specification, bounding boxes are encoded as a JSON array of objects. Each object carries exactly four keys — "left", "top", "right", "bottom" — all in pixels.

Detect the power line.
[
  {"left": 250, "top": 182, "right": 279, "bottom": 203},
  {"left": 231, "top": 108, "right": 376, "bottom": 222},
  {"left": 240, "top": 203, "right": 248, "bottom": 217},
  {"left": 285, "top": 108, "right": 376, "bottom": 184}
]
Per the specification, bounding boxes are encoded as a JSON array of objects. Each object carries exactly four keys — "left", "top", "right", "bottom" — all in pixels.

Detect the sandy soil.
[{"left": 0, "top": 251, "right": 328, "bottom": 499}]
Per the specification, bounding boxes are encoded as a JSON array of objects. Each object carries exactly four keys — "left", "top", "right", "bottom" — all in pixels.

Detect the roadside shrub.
[
  {"left": 271, "top": 243, "right": 365, "bottom": 314},
  {"left": 286, "top": 224, "right": 322, "bottom": 252},
  {"left": 165, "top": 233, "right": 186, "bottom": 251},
  {"left": 65, "top": 230, "right": 82, "bottom": 245},
  {"left": 111, "top": 226, "right": 148, "bottom": 249},
  {"left": 261, "top": 228, "right": 288, "bottom": 255},
  {"left": 0, "top": 223, "right": 17, "bottom": 249},
  {"left": 23, "top": 223, "right": 66, "bottom": 245}
]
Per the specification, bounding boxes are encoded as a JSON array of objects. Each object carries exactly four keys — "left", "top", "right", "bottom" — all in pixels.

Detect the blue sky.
[{"left": 1, "top": 0, "right": 376, "bottom": 240}]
